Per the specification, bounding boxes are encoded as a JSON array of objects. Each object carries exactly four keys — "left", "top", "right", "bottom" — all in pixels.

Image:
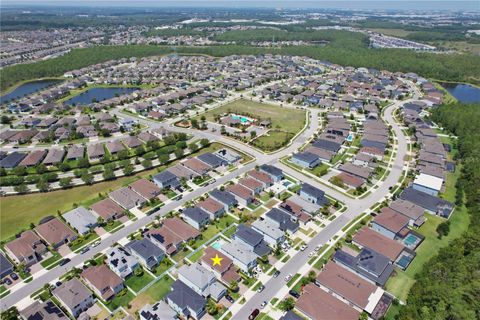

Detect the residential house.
[
  {"left": 265, "top": 208, "right": 299, "bottom": 234},
  {"left": 62, "top": 207, "right": 98, "bottom": 235},
  {"left": 233, "top": 224, "right": 271, "bottom": 257},
  {"left": 42, "top": 148, "right": 65, "bottom": 166},
  {"left": 389, "top": 199, "right": 425, "bottom": 227},
  {"left": 247, "top": 170, "right": 273, "bottom": 187},
  {"left": 139, "top": 301, "right": 177, "bottom": 320},
  {"left": 52, "top": 278, "right": 95, "bottom": 317},
  {"left": 35, "top": 217, "right": 77, "bottom": 249},
  {"left": 196, "top": 198, "right": 225, "bottom": 220},
  {"left": 106, "top": 246, "right": 139, "bottom": 279},
  {"left": 197, "top": 153, "right": 226, "bottom": 168},
  {"left": 220, "top": 240, "right": 258, "bottom": 272},
  {"left": 146, "top": 218, "right": 200, "bottom": 255},
  {"left": 259, "top": 164, "right": 283, "bottom": 182},
  {"left": 4, "top": 230, "right": 47, "bottom": 266},
  {"left": 129, "top": 179, "right": 162, "bottom": 201},
  {"left": 251, "top": 219, "right": 285, "bottom": 246},
  {"left": 166, "top": 280, "right": 206, "bottom": 320},
  {"left": 226, "top": 184, "right": 254, "bottom": 207},
  {"left": 86, "top": 144, "right": 105, "bottom": 161},
  {"left": 20, "top": 300, "right": 67, "bottom": 320},
  {"left": 81, "top": 265, "right": 124, "bottom": 301},
  {"left": 177, "top": 263, "right": 227, "bottom": 301},
  {"left": 371, "top": 208, "right": 409, "bottom": 239},
  {"left": 200, "top": 247, "right": 241, "bottom": 285},
  {"left": 412, "top": 173, "right": 443, "bottom": 196},
  {"left": 291, "top": 152, "right": 321, "bottom": 169},
  {"left": 400, "top": 187, "right": 454, "bottom": 218},
  {"left": 19, "top": 150, "right": 47, "bottom": 167},
  {"left": 66, "top": 145, "right": 85, "bottom": 161},
  {"left": 182, "top": 158, "right": 211, "bottom": 176},
  {"left": 153, "top": 170, "right": 181, "bottom": 189},
  {"left": 352, "top": 227, "right": 407, "bottom": 263},
  {"left": 181, "top": 207, "right": 210, "bottom": 230},
  {"left": 90, "top": 198, "right": 125, "bottom": 221},
  {"left": 299, "top": 183, "right": 329, "bottom": 206},
  {"left": 239, "top": 177, "right": 264, "bottom": 195},
  {"left": 126, "top": 238, "right": 165, "bottom": 270},
  {"left": 109, "top": 187, "right": 146, "bottom": 210},
  {"left": 0, "top": 152, "right": 26, "bottom": 169},
  {"left": 209, "top": 189, "right": 238, "bottom": 211},
  {"left": 0, "top": 254, "right": 14, "bottom": 279},
  {"left": 214, "top": 149, "right": 241, "bottom": 164}
]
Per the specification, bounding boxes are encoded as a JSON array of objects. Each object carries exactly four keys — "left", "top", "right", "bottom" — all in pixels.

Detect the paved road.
[{"left": 231, "top": 99, "right": 410, "bottom": 320}]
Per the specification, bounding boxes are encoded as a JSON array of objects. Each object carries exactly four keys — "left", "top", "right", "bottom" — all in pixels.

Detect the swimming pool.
[
  {"left": 231, "top": 115, "right": 251, "bottom": 124},
  {"left": 211, "top": 240, "right": 222, "bottom": 250},
  {"left": 404, "top": 234, "right": 417, "bottom": 246},
  {"left": 346, "top": 133, "right": 354, "bottom": 142}
]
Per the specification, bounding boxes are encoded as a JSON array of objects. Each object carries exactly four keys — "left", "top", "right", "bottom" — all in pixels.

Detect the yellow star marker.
[{"left": 211, "top": 254, "right": 223, "bottom": 267}]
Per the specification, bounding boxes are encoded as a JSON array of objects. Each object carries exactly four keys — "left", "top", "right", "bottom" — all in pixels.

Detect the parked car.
[
  {"left": 300, "top": 244, "right": 307, "bottom": 251},
  {"left": 273, "top": 270, "right": 280, "bottom": 278},
  {"left": 225, "top": 295, "right": 235, "bottom": 303},
  {"left": 308, "top": 251, "right": 315, "bottom": 257},
  {"left": 289, "top": 290, "right": 300, "bottom": 298},
  {"left": 92, "top": 241, "right": 101, "bottom": 247},
  {"left": 10, "top": 273, "right": 18, "bottom": 280},
  {"left": 257, "top": 285, "right": 265, "bottom": 293},
  {"left": 59, "top": 258, "right": 71, "bottom": 266},
  {"left": 249, "top": 309, "right": 260, "bottom": 320},
  {"left": 284, "top": 273, "right": 292, "bottom": 282},
  {"left": 55, "top": 281, "right": 62, "bottom": 287},
  {"left": 3, "top": 278, "right": 12, "bottom": 285},
  {"left": 80, "top": 247, "right": 90, "bottom": 254},
  {"left": 260, "top": 301, "right": 267, "bottom": 309}
]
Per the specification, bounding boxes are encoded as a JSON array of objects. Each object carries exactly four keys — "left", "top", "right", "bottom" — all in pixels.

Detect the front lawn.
[
  {"left": 125, "top": 270, "right": 155, "bottom": 293},
  {"left": 40, "top": 251, "right": 62, "bottom": 269},
  {"left": 70, "top": 232, "right": 100, "bottom": 252},
  {"left": 103, "top": 220, "right": 123, "bottom": 233},
  {"left": 105, "top": 289, "right": 135, "bottom": 311}
]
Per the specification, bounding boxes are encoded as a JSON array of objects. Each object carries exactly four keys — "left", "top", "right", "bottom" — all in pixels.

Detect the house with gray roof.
[
  {"left": 166, "top": 280, "right": 206, "bottom": 320},
  {"left": 400, "top": 187, "right": 454, "bottom": 218},
  {"left": 0, "top": 253, "right": 13, "bottom": 279},
  {"left": 265, "top": 208, "right": 299, "bottom": 234},
  {"left": 220, "top": 239, "right": 258, "bottom": 272},
  {"left": 299, "top": 183, "right": 329, "bottom": 206},
  {"left": 62, "top": 207, "right": 98, "bottom": 235},
  {"left": 214, "top": 148, "right": 241, "bottom": 164},
  {"left": 86, "top": 143, "right": 105, "bottom": 160},
  {"left": 52, "top": 278, "right": 95, "bottom": 317},
  {"left": 234, "top": 224, "right": 271, "bottom": 257},
  {"left": 66, "top": 145, "right": 84, "bottom": 160},
  {"left": 177, "top": 263, "right": 227, "bottom": 302},
  {"left": 291, "top": 152, "right": 321, "bottom": 169},
  {"left": 0, "top": 152, "right": 26, "bottom": 168},
  {"left": 209, "top": 189, "right": 238, "bottom": 211},
  {"left": 20, "top": 300, "right": 67, "bottom": 320},
  {"left": 42, "top": 148, "right": 65, "bottom": 166},
  {"left": 197, "top": 152, "right": 226, "bottom": 168},
  {"left": 312, "top": 139, "right": 341, "bottom": 153},
  {"left": 259, "top": 164, "right": 283, "bottom": 182},
  {"left": 126, "top": 238, "right": 165, "bottom": 270},
  {"left": 109, "top": 187, "right": 146, "bottom": 209},
  {"left": 153, "top": 170, "right": 180, "bottom": 189},
  {"left": 181, "top": 207, "right": 210, "bottom": 230},
  {"left": 251, "top": 219, "right": 285, "bottom": 246}
]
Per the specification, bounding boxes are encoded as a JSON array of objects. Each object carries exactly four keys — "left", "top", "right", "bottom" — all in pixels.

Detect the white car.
[
  {"left": 314, "top": 245, "right": 321, "bottom": 252},
  {"left": 300, "top": 244, "right": 307, "bottom": 251},
  {"left": 308, "top": 251, "right": 315, "bottom": 257},
  {"left": 284, "top": 273, "right": 293, "bottom": 282},
  {"left": 92, "top": 241, "right": 101, "bottom": 247}
]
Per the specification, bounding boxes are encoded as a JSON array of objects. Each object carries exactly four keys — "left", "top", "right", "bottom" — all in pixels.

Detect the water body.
[
  {"left": 440, "top": 83, "right": 480, "bottom": 104},
  {"left": 64, "top": 87, "right": 140, "bottom": 105},
  {"left": 0, "top": 79, "right": 64, "bottom": 103}
]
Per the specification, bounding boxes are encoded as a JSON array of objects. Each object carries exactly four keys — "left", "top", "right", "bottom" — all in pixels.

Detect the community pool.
[
  {"left": 346, "top": 133, "right": 354, "bottom": 142},
  {"left": 231, "top": 115, "right": 251, "bottom": 124},
  {"left": 211, "top": 240, "right": 223, "bottom": 250}
]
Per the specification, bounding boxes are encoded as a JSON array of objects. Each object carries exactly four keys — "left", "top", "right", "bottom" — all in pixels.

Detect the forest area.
[
  {"left": 396, "top": 103, "right": 480, "bottom": 320},
  {"left": 2, "top": 38, "right": 480, "bottom": 93}
]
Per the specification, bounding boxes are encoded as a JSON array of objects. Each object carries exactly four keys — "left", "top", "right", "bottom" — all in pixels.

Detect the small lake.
[
  {"left": 440, "top": 83, "right": 480, "bottom": 104},
  {"left": 1, "top": 79, "right": 64, "bottom": 103},
  {"left": 64, "top": 87, "right": 140, "bottom": 105}
]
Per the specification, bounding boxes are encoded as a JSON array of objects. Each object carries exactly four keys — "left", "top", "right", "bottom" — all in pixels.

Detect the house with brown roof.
[
  {"left": 66, "top": 145, "right": 84, "bottom": 160},
  {"left": 182, "top": 158, "right": 211, "bottom": 176},
  {"left": 200, "top": 247, "right": 240, "bottom": 285},
  {"left": 296, "top": 283, "right": 359, "bottom": 320},
  {"left": 109, "top": 187, "right": 146, "bottom": 209},
  {"left": 18, "top": 150, "right": 47, "bottom": 167},
  {"left": 81, "top": 264, "right": 124, "bottom": 301},
  {"left": 87, "top": 144, "right": 105, "bottom": 160},
  {"left": 146, "top": 218, "right": 200, "bottom": 255},
  {"left": 339, "top": 163, "right": 373, "bottom": 180},
  {"left": 371, "top": 207, "right": 410, "bottom": 240},
  {"left": 247, "top": 170, "right": 273, "bottom": 187},
  {"left": 352, "top": 227, "right": 406, "bottom": 262},
  {"left": 316, "top": 261, "right": 385, "bottom": 314},
  {"left": 336, "top": 172, "right": 365, "bottom": 189},
  {"left": 4, "top": 230, "right": 47, "bottom": 266},
  {"left": 90, "top": 198, "right": 125, "bottom": 221},
  {"left": 129, "top": 179, "right": 161, "bottom": 201},
  {"left": 239, "top": 177, "right": 263, "bottom": 195},
  {"left": 226, "top": 184, "right": 254, "bottom": 207},
  {"left": 279, "top": 199, "right": 311, "bottom": 224},
  {"left": 106, "top": 140, "right": 126, "bottom": 155},
  {"left": 389, "top": 199, "right": 425, "bottom": 227},
  {"left": 35, "top": 217, "right": 77, "bottom": 249},
  {"left": 196, "top": 197, "right": 225, "bottom": 220},
  {"left": 43, "top": 148, "right": 65, "bottom": 166},
  {"left": 123, "top": 136, "right": 143, "bottom": 149}
]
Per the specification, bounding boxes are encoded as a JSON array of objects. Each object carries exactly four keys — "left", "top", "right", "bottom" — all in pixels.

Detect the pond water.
[
  {"left": 440, "top": 82, "right": 480, "bottom": 103},
  {"left": 64, "top": 87, "right": 140, "bottom": 105},
  {"left": 1, "top": 79, "right": 64, "bottom": 103}
]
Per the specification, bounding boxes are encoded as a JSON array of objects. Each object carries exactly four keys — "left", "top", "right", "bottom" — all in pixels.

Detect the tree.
[
  {"left": 158, "top": 153, "right": 170, "bottom": 164},
  {"left": 189, "top": 142, "right": 199, "bottom": 152},
  {"left": 1, "top": 115, "right": 12, "bottom": 124},
  {"left": 14, "top": 184, "right": 28, "bottom": 194},
  {"left": 78, "top": 158, "right": 90, "bottom": 168},
  {"left": 436, "top": 221, "right": 450, "bottom": 239},
  {"left": 58, "top": 162, "right": 71, "bottom": 172},
  {"left": 81, "top": 172, "right": 94, "bottom": 185},
  {"left": 13, "top": 166, "right": 27, "bottom": 176},
  {"left": 35, "top": 164, "right": 47, "bottom": 174},
  {"left": 36, "top": 179, "right": 49, "bottom": 192},
  {"left": 103, "top": 168, "right": 115, "bottom": 180},
  {"left": 359, "top": 311, "right": 369, "bottom": 320},
  {"left": 190, "top": 118, "right": 199, "bottom": 129},
  {"left": 117, "top": 149, "right": 129, "bottom": 160},
  {"left": 174, "top": 148, "right": 184, "bottom": 158},
  {"left": 278, "top": 297, "right": 295, "bottom": 311},
  {"left": 206, "top": 299, "right": 218, "bottom": 315},
  {"left": 199, "top": 138, "right": 209, "bottom": 147},
  {"left": 59, "top": 177, "right": 73, "bottom": 189},
  {"left": 250, "top": 130, "right": 257, "bottom": 139},
  {"left": 142, "top": 159, "right": 152, "bottom": 169},
  {"left": 123, "top": 164, "right": 135, "bottom": 175},
  {"left": 135, "top": 145, "right": 146, "bottom": 156}
]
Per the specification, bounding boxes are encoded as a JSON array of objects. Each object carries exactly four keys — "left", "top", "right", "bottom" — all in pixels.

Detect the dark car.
[
  {"left": 10, "top": 273, "right": 18, "bottom": 280},
  {"left": 59, "top": 258, "right": 71, "bottom": 266},
  {"left": 3, "top": 278, "right": 12, "bottom": 285},
  {"left": 248, "top": 309, "right": 260, "bottom": 320},
  {"left": 225, "top": 295, "right": 235, "bottom": 303},
  {"left": 289, "top": 290, "right": 300, "bottom": 298},
  {"left": 273, "top": 270, "right": 280, "bottom": 278},
  {"left": 56, "top": 281, "right": 62, "bottom": 287}
]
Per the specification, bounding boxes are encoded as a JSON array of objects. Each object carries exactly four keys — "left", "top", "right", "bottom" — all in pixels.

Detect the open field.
[
  {"left": 0, "top": 143, "right": 225, "bottom": 241},
  {"left": 368, "top": 28, "right": 413, "bottom": 38},
  {"left": 200, "top": 99, "right": 305, "bottom": 150}
]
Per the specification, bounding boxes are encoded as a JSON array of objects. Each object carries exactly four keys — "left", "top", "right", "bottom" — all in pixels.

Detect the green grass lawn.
[
  {"left": 0, "top": 285, "right": 10, "bottom": 298},
  {"left": 70, "top": 232, "right": 100, "bottom": 252},
  {"left": 188, "top": 248, "right": 205, "bottom": 262},
  {"left": 125, "top": 271, "right": 155, "bottom": 293},
  {"left": 152, "top": 258, "right": 174, "bottom": 276},
  {"left": 287, "top": 273, "right": 301, "bottom": 287},
  {"left": 105, "top": 290, "right": 136, "bottom": 311},
  {"left": 0, "top": 143, "right": 226, "bottom": 241},
  {"left": 144, "top": 276, "right": 174, "bottom": 301},
  {"left": 172, "top": 248, "right": 193, "bottom": 263},
  {"left": 103, "top": 220, "right": 123, "bottom": 233},
  {"left": 40, "top": 251, "right": 62, "bottom": 269},
  {"left": 191, "top": 215, "right": 236, "bottom": 248},
  {"left": 385, "top": 205, "right": 470, "bottom": 301}
]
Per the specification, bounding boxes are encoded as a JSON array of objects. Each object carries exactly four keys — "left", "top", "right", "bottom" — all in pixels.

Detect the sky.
[{"left": 2, "top": 0, "right": 479, "bottom": 11}]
